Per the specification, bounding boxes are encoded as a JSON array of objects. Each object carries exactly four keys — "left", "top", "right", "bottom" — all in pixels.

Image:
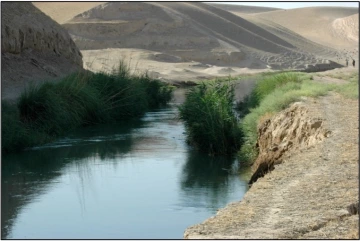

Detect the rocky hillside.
[{"left": 1, "top": 2, "right": 83, "bottom": 101}]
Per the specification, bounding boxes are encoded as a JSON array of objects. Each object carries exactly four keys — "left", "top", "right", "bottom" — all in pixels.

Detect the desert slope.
[
  {"left": 31, "top": 2, "right": 357, "bottom": 84},
  {"left": 61, "top": 1, "right": 340, "bottom": 78},
  {"left": 32, "top": 2, "right": 104, "bottom": 24},
  {"left": 332, "top": 14, "right": 359, "bottom": 43},
  {"left": 1, "top": 2, "right": 84, "bottom": 101},
  {"left": 251, "top": 7, "right": 358, "bottom": 50},
  {"left": 65, "top": 2, "right": 294, "bottom": 53},
  {"left": 207, "top": 3, "right": 280, "bottom": 14}
]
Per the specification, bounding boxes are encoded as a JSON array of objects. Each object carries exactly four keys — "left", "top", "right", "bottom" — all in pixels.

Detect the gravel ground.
[{"left": 184, "top": 90, "right": 359, "bottom": 239}]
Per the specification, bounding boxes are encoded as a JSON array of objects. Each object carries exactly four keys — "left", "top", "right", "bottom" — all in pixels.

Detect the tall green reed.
[
  {"left": 3, "top": 61, "right": 173, "bottom": 155},
  {"left": 179, "top": 81, "right": 242, "bottom": 155}
]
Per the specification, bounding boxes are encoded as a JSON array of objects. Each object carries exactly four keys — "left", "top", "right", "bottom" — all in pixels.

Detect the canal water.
[{"left": 2, "top": 88, "right": 250, "bottom": 239}]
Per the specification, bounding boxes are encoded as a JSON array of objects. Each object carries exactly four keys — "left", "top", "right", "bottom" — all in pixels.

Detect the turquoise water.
[{"left": 2, "top": 91, "right": 249, "bottom": 239}]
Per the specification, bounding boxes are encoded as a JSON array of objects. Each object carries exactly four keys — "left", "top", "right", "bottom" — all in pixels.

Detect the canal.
[{"left": 2, "top": 87, "right": 251, "bottom": 239}]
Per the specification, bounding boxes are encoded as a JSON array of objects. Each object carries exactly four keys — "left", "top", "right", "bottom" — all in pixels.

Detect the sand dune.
[
  {"left": 207, "top": 3, "right": 280, "bottom": 14},
  {"left": 62, "top": 2, "right": 345, "bottom": 74},
  {"left": 250, "top": 7, "right": 358, "bottom": 50},
  {"left": 65, "top": 1, "right": 295, "bottom": 53},
  {"left": 82, "top": 48, "right": 267, "bottom": 86},
  {"left": 332, "top": 14, "right": 359, "bottom": 43},
  {"left": 32, "top": 2, "right": 358, "bottom": 84},
  {"left": 32, "top": 2, "right": 104, "bottom": 24}
]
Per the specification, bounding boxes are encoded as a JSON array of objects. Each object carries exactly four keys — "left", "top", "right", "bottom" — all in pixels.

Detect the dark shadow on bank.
[{"left": 301, "top": 60, "right": 344, "bottom": 73}]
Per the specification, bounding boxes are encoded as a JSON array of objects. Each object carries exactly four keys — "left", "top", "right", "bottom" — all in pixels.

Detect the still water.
[{"left": 2, "top": 90, "right": 249, "bottom": 239}]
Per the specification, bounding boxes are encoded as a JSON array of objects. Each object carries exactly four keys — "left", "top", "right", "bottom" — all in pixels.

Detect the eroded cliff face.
[
  {"left": 1, "top": 2, "right": 83, "bottom": 101},
  {"left": 249, "top": 102, "right": 331, "bottom": 184}
]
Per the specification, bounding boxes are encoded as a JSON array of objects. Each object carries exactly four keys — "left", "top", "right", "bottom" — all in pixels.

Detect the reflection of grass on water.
[
  {"left": 180, "top": 150, "right": 246, "bottom": 211},
  {"left": 181, "top": 150, "right": 234, "bottom": 191},
  {"left": 2, "top": 120, "right": 144, "bottom": 176},
  {"left": 181, "top": 151, "right": 234, "bottom": 189},
  {"left": 1, "top": 120, "right": 143, "bottom": 239}
]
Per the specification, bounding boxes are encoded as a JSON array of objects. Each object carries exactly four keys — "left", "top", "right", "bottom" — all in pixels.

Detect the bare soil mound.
[
  {"left": 248, "top": 103, "right": 331, "bottom": 184},
  {"left": 1, "top": 2, "right": 84, "bottom": 101}
]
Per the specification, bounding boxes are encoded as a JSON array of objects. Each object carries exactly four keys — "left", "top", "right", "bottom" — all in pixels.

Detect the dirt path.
[{"left": 184, "top": 91, "right": 358, "bottom": 239}]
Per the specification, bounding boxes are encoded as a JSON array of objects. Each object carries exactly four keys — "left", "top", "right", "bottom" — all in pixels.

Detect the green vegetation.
[
  {"left": 2, "top": 101, "right": 46, "bottom": 154},
  {"left": 179, "top": 81, "right": 242, "bottom": 155},
  {"left": 236, "top": 72, "right": 305, "bottom": 116},
  {"left": 237, "top": 72, "right": 338, "bottom": 163},
  {"left": 2, "top": 62, "right": 174, "bottom": 155},
  {"left": 325, "top": 70, "right": 358, "bottom": 81},
  {"left": 179, "top": 71, "right": 353, "bottom": 163},
  {"left": 334, "top": 72, "right": 359, "bottom": 99}
]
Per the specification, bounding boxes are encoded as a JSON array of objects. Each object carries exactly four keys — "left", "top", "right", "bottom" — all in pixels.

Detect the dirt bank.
[
  {"left": 184, "top": 91, "right": 358, "bottom": 239},
  {"left": 1, "top": 2, "right": 83, "bottom": 101},
  {"left": 248, "top": 101, "right": 331, "bottom": 185}
]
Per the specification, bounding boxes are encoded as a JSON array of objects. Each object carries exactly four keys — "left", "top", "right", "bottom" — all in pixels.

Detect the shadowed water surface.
[{"left": 2, "top": 89, "right": 249, "bottom": 239}]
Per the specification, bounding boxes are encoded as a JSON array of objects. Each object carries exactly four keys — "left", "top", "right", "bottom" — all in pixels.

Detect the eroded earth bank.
[{"left": 184, "top": 83, "right": 358, "bottom": 239}]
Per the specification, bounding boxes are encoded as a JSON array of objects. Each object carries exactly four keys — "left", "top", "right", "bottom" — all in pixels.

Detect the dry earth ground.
[{"left": 184, "top": 68, "right": 359, "bottom": 239}]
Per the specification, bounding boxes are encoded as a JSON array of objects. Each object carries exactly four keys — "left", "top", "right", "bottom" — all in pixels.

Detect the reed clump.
[
  {"left": 179, "top": 81, "right": 242, "bottom": 155},
  {"left": 2, "top": 61, "right": 174, "bottom": 155}
]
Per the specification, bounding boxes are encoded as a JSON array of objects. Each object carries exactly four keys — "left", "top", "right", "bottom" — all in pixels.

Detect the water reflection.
[
  {"left": 180, "top": 151, "right": 248, "bottom": 212},
  {"left": 1, "top": 120, "right": 143, "bottom": 239},
  {"left": 2, "top": 103, "right": 249, "bottom": 239}
]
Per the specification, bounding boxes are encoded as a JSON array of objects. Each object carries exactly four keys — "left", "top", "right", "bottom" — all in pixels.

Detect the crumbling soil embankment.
[
  {"left": 184, "top": 92, "right": 358, "bottom": 239},
  {"left": 248, "top": 101, "right": 331, "bottom": 184}
]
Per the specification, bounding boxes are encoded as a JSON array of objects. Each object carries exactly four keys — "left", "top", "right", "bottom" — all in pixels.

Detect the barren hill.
[
  {"left": 63, "top": 2, "right": 340, "bottom": 73},
  {"left": 32, "top": 2, "right": 104, "bottom": 24},
  {"left": 250, "top": 7, "right": 358, "bottom": 50},
  {"left": 207, "top": 3, "right": 280, "bottom": 14},
  {"left": 1, "top": 2, "right": 84, "bottom": 101},
  {"left": 31, "top": 2, "right": 358, "bottom": 84}
]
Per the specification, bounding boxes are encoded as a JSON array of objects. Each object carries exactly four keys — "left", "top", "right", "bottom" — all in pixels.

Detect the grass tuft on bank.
[
  {"left": 179, "top": 80, "right": 242, "bottom": 155},
  {"left": 2, "top": 62, "right": 174, "bottom": 155}
]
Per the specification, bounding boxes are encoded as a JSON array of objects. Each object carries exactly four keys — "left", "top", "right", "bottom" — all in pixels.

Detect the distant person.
[
  {"left": 346, "top": 59, "right": 348, "bottom": 67},
  {"left": 353, "top": 59, "right": 355, "bottom": 67}
]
